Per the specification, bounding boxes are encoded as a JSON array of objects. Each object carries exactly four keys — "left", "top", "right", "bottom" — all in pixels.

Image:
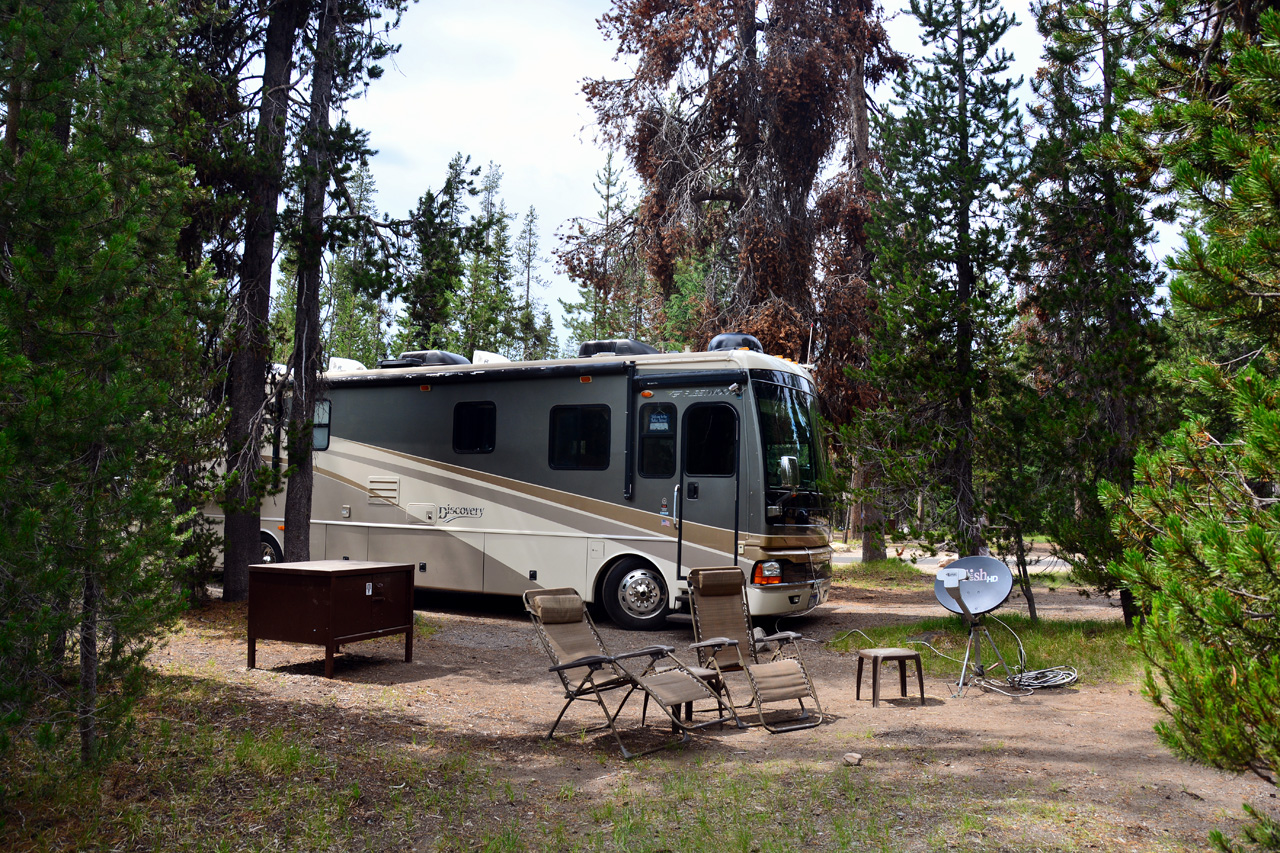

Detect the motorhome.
[{"left": 235, "top": 334, "right": 833, "bottom": 630}]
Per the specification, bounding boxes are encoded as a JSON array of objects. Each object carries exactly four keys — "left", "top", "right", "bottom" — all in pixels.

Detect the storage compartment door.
[
  {"left": 369, "top": 529, "right": 484, "bottom": 592},
  {"left": 483, "top": 533, "right": 587, "bottom": 596},
  {"left": 325, "top": 525, "right": 369, "bottom": 562}
]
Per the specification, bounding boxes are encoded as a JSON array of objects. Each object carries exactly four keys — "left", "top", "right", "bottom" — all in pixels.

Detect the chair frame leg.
[
  {"left": 549, "top": 671, "right": 741, "bottom": 760},
  {"left": 871, "top": 656, "right": 881, "bottom": 707}
]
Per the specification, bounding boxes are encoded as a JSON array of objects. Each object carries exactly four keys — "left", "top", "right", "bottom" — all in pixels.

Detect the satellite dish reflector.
[{"left": 934, "top": 556, "right": 1013, "bottom": 616}]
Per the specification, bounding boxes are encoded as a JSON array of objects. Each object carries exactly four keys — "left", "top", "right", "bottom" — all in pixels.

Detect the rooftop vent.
[
  {"left": 707, "top": 333, "right": 763, "bottom": 353},
  {"left": 577, "top": 339, "right": 660, "bottom": 358},
  {"left": 376, "top": 350, "right": 471, "bottom": 369}
]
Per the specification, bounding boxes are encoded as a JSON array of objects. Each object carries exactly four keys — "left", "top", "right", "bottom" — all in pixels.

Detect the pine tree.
[
  {"left": 512, "top": 206, "right": 557, "bottom": 360},
  {"left": 223, "top": 0, "right": 307, "bottom": 601},
  {"left": 0, "top": 0, "right": 213, "bottom": 762},
  {"left": 584, "top": 0, "right": 899, "bottom": 364},
  {"left": 1108, "top": 3, "right": 1280, "bottom": 848},
  {"left": 1015, "top": 0, "right": 1169, "bottom": 624},
  {"left": 861, "top": 0, "right": 1024, "bottom": 555},
  {"left": 169, "top": 1, "right": 269, "bottom": 605},
  {"left": 393, "top": 153, "right": 490, "bottom": 352},
  {"left": 325, "top": 165, "right": 390, "bottom": 367},
  {"left": 441, "top": 164, "right": 515, "bottom": 359},
  {"left": 558, "top": 150, "right": 656, "bottom": 349},
  {"left": 268, "top": 164, "right": 388, "bottom": 369},
  {"left": 279, "top": 0, "right": 407, "bottom": 561}
]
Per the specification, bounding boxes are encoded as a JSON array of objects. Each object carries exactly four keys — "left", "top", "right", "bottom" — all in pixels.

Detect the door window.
[
  {"left": 312, "top": 400, "right": 331, "bottom": 451},
  {"left": 684, "top": 404, "right": 737, "bottom": 476},
  {"left": 638, "top": 402, "right": 676, "bottom": 478}
]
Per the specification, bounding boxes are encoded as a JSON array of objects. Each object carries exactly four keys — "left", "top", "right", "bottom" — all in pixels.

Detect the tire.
[
  {"left": 601, "top": 557, "right": 669, "bottom": 630},
  {"left": 259, "top": 531, "right": 284, "bottom": 564}
]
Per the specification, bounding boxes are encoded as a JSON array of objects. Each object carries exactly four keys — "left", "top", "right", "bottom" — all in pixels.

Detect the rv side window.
[
  {"left": 548, "top": 405, "right": 610, "bottom": 469},
  {"left": 312, "top": 400, "right": 331, "bottom": 451},
  {"left": 684, "top": 403, "right": 736, "bottom": 476},
  {"left": 638, "top": 402, "right": 676, "bottom": 478},
  {"left": 453, "top": 401, "right": 496, "bottom": 453}
]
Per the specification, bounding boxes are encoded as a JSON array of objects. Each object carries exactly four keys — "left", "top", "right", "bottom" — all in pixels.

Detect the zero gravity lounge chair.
[
  {"left": 686, "top": 567, "right": 824, "bottom": 733},
  {"left": 524, "top": 587, "right": 741, "bottom": 759}
]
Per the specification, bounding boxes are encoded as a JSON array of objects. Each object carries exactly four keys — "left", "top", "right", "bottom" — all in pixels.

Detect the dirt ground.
[{"left": 154, "top": 576, "right": 1280, "bottom": 851}]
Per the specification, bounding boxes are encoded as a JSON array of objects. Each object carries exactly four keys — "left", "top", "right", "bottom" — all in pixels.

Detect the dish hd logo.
[{"left": 966, "top": 566, "right": 1002, "bottom": 583}]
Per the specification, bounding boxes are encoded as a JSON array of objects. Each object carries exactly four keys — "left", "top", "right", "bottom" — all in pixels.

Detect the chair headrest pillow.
[
  {"left": 690, "top": 568, "right": 744, "bottom": 596},
  {"left": 530, "top": 592, "right": 584, "bottom": 625}
]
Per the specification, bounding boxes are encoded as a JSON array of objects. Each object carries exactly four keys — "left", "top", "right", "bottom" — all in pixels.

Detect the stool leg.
[
  {"left": 915, "top": 655, "right": 925, "bottom": 705},
  {"left": 871, "top": 656, "right": 881, "bottom": 708},
  {"left": 856, "top": 656, "right": 864, "bottom": 700},
  {"left": 899, "top": 659, "right": 908, "bottom": 698}
]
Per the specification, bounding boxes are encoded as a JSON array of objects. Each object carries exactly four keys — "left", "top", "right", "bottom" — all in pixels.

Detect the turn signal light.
[{"left": 752, "top": 560, "right": 783, "bottom": 584}]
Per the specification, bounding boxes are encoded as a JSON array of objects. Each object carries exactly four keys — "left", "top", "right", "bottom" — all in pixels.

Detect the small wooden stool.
[{"left": 856, "top": 647, "right": 925, "bottom": 707}]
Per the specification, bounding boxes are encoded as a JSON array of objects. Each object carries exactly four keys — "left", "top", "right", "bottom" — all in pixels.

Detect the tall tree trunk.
[
  {"left": 284, "top": 0, "right": 339, "bottom": 561},
  {"left": 79, "top": 566, "right": 99, "bottom": 764},
  {"left": 734, "top": 0, "right": 761, "bottom": 305},
  {"left": 849, "top": 45, "right": 870, "bottom": 178},
  {"left": 1120, "top": 587, "right": 1140, "bottom": 629},
  {"left": 1012, "top": 523, "right": 1038, "bottom": 623},
  {"left": 224, "top": 0, "right": 305, "bottom": 598},
  {"left": 953, "top": 0, "right": 978, "bottom": 557},
  {"left": 849, "top": 38, "right": 888, "bottom": 565},
  {"left": 859, "top": 462, "right": 887, "bottom": 562}
]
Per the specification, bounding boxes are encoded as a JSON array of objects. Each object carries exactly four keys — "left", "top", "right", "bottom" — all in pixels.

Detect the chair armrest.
[
  {"left": 613, "top": 644, "right": 675, "bottom": 662},
  {"left": 758, "top": 631, "right": 801, "bottom": 644},
  {"left": 690, "top": 637, "right": 739, "bottom": 650},
  {"left": 550, "top": 654, "right": 612, "bottom": 673}
]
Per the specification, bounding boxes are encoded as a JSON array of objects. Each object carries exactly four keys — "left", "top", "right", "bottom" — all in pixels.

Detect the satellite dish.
[{"left": 934, "top": 556, "right": 1014, "bottom": 616}]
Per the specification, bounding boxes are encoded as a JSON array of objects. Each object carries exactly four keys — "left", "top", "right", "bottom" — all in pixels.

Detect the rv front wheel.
[
  {"left": 259, "top": 531, "right": 284, "bottom": 564},
  {"left": 602, "top": 557, "right": 669, "bottom": 630}
]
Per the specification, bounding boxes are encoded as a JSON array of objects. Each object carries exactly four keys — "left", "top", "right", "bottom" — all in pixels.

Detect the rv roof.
[{"left": 323, "top": 347, "right": 815, "bottom": 387}]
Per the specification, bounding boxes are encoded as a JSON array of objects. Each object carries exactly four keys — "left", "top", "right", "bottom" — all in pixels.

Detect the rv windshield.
[{"left": 752, "top": 373, "right": 826, "bottom": 525}]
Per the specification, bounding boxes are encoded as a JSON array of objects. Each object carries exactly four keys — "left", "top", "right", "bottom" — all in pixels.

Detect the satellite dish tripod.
[{"left": 937, "top": 568, "right": 1014, "bottom": 697}]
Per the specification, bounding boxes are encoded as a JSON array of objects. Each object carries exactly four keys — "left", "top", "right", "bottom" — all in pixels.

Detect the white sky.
[
  {"left": 345, "top": 0, "right": 623, "bottom": 337},
  {"left": 345, "top": 1, "right": 1050, "bottom": 344}
]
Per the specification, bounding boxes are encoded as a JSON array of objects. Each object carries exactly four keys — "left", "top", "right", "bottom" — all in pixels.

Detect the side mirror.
[{"left": 779, "top": 455, "right": 798, "bottom": 488}]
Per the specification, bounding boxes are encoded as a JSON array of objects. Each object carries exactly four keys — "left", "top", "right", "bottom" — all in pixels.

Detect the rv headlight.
[{"left": 752, "top": 560, "right": 783, "bottom": 585}]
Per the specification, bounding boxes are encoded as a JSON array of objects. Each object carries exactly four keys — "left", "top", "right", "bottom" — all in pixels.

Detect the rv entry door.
[
  {"left": 633, "top": 375, "right": 744, "bottom": 579},
  {"left": 676, "top": 402, "right": 740, "bottom": 577}
]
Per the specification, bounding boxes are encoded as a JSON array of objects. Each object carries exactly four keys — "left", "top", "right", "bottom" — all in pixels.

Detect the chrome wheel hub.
[{"left": 618, "top": 570, "right": 662, "bottom": 619}]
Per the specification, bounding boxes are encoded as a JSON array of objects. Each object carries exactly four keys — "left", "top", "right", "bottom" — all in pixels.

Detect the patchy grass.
[
  {"left": 414, "top": 612, "right": 441, "bottom": 640},
  {"left": 831, "top": 557, "right": 931, "bottom": 589},
  {"left": 0, "top": 587, "right": 1191, "bottom": 852},
  {"left": 4, "top": 655, "right": 1159, "bottom": 853},
  {"left": 827, "top": 612, "right": 1141, "bottom": 685},
  {"left": 0, "top": 687, "right": 1140, "bottom": 853}
]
